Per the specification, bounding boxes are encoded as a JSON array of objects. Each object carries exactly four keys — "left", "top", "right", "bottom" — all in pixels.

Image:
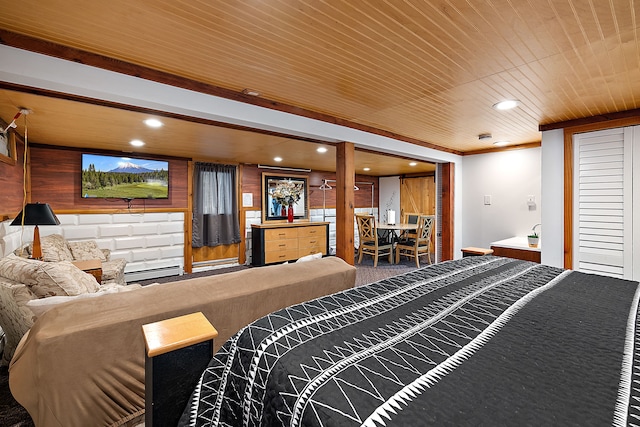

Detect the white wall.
[
  {"left": 540, "top": 129, "right": 565, "bottom": 267},
  {"left": 461, "top": 148, "right": 542, "bottom": 250},
  {"left": 1, "top": 213, "right": 185, "bottom": 281},
  {"left": 379, "top": 177, "right": 400, "bottom": 223}
]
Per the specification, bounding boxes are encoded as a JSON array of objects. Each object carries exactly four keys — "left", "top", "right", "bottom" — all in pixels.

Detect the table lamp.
[{"left": 11, "top": 202, "right": 60, "bottom": 260}]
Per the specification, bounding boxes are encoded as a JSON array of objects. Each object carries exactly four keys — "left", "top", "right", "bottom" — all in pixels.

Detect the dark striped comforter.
[{"left": 179, "top": 256, "right": 640, "bottom": 427}]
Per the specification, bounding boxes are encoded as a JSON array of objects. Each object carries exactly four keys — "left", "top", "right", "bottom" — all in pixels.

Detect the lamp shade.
[{"left": 11, "top": 203, "right": 60, "bottom": 226}]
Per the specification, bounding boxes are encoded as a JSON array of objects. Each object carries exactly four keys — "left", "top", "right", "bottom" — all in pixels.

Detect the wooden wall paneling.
[
  {"left": 241, "top": 165, "right": 262, "bottom": 209},
  {"left": 308, "top": 171, "right": 331, "bottom": 209},
  {"left": 353, "top": 174, "right": 379, "bottom": 210},
  {"left": 185, "top": 161, "right": 193, "bottom": 273},
  {"left": 240, "top": 164, "right": 262, "bottom": 264},
  {"left": 240, "top": 164, "right": 262, "bottom": 221},
  {"left": 309, "top": 171, "right": 379, "bottom": 210},
  {"left": 563, "top": 130, "right": 573, "bottom": 270},
  {"left": 29, "top": 146, "right": 189, "bottom": 211},
  {"left": 238, "top": 164, "right": 246, "bottom": 265},
  {"left": 335, "top": 142, "right": 355, "bottom": 265},
  {"left": 192, "top": 245, "right": 239, "bottom": 263},
  {"left": 440, "top": 163, "right": 454, "bottom": 261},
  {"left": 30, "top": 146, "right": 76, "bottom": 207},
  {"left": 25, "top": 137, "right": 31, "bottom": 211},
  {"left": 0, "top": 136, "right": 27, "bottom": 218}
]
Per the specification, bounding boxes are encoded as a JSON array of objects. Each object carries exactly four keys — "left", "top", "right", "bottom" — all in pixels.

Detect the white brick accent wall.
[
  {"left": 3, "top": 208, "right": 379, "bottom": 275},
  {"left": 1, "top": 212, "right": 185, "bottom": 282}
]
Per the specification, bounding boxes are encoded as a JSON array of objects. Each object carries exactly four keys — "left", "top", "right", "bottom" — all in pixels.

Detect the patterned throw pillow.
[
  {"left": 0, "top": 255, "right": 99, "bottom": 297},
  {"left": 34, "top": 234, "right": 74, "bottom": 262},
  {"left": 0, "top": 255, "right": 42, "bottom": 285},
  {"left": 68, "top": 241, "right": 107, "bottom": 261},
  {"left": 29, "top": 261, "right": 100, "bottom": 297}
]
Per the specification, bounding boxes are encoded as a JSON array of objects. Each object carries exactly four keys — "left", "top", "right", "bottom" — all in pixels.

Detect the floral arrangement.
[{"left": 271, "top": 179, "right": 304, "bottom": 207}]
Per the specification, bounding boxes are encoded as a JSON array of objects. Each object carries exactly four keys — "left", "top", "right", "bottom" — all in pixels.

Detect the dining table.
[
  {"left": 377, "top": 222, "right": 417, "bottom": 232},
  {"left": 376, "top": 222, "right": 417, "bottom": 245}
]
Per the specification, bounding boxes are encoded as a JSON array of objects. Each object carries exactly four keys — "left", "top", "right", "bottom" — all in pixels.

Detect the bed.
[{"left": 178, "top": 256, "right": 640, "bottom": 426}]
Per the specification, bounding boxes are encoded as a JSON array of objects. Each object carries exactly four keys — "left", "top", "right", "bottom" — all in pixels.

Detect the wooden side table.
[
  {"left": 142, "top": 312, "right": 218, "bottom": 427},
  {"left": 490, "top": 237, "right": 541, "bottom": 263},
  {"left": 71, "top": 259, "right": 103, "bottom": 283},
  {"left": 461, "top": 247, "right": 494, "bottom": 257}
]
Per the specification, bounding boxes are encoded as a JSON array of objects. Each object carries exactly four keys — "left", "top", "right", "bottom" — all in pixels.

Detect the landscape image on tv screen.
[{"left": 81, "top": 154, "right": 169, "bottom": 199}]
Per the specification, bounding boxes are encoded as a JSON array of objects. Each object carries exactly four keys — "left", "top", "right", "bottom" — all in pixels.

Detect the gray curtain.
[{"left": 192, "top": 163, "right": 241, "bottom": 247}]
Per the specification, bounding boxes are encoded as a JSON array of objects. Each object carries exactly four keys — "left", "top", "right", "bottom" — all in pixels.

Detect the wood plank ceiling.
[{"left": 0, "top": 0, "right": 639, "bottom": 172}]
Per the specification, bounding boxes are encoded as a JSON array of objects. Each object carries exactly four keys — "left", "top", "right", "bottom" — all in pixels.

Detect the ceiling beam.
[{"left": 539, "top": 108, "right": 640, "bottom": 132}]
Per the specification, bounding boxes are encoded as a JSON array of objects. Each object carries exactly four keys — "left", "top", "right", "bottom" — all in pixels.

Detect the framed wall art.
[{"left": 262, "top": 173, "right": 309, "bottom": 222}]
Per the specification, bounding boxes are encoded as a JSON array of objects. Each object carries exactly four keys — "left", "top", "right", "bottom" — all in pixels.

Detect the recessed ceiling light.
[
  {"left": 144, "top": 118, "right": 163, "bottom": 128},
  {"left": 274, "top": 157, "right": 283, "bottom": 162},
  {"left": 130, "top": 139, "right": 145, "bottom": 147},
  {"left": 493, "top": 141, "right": 509, "bottom": 147},
  {"left": 409, "top": 162, "right": 417, "bottom": 166},
  {"left": 363, "top": 167, "right": 371, "bottom": 171},
  {"left": 316, "top": 147, "right": 328, "bottom": 153},
  {"left": 493, "top": 100, "right": 520, "bottom": 110}
]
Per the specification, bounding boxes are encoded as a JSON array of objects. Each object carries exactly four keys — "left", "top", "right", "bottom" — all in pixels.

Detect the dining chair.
[
  {"left": 402, "top": 212, "right": 421, "bottom": 225},
  {"left": 400, "top": 212, "right": 421, "bottom": 240},
  {"left": 355, "top": 214, "right": 393, "bottom": 267},
  {"left": 395, "top": 215, "right": 435, "bottom": 268}
]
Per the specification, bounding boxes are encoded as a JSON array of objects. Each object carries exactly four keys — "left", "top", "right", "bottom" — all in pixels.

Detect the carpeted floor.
[
  {"left": 0, "top": 366, "right": 33, "bottom": 427},
  {"left": 354, "top": 254, "right": 424, "bottom": 286},
  {"left": 0, "top": 254, "right": 427, "bottom": 426}
]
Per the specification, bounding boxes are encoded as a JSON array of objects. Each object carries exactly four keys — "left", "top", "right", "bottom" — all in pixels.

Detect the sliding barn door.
[
  {"left": 400, "top": 175, "right": 437, "bottom": 259},
  {"left": 573, "top": 126, "right": 638, "bottom": 279},
  {"left": 400, "top": 176, "right": 435, "bottom": 216}
]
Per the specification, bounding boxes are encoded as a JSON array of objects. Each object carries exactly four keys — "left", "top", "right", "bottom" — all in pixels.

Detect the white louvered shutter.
[{"left": 573, "top": 127, "right": 634, "bottom": 279}]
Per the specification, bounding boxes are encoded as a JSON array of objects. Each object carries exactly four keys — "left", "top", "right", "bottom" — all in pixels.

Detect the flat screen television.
[{"left": 81, "top": 153, "right": 169, "bottom": 199}]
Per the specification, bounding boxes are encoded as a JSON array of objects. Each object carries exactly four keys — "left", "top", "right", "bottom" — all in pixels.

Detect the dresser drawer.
[
  {"left": 265, "top": 238, "right": 299, "bottom": 252},
  {"left": 264, "top": 228, "right": 298, "bottom": 241},
  {"left": 265, "top": 249, "right": 300, "bottom": 264},
  {"left": 298, "top": 246, "right": 325, "bottom": 258},
  {"left": 297, "top": 225, "right": 325, "bottom": 238},
  {"left": 298, "top": 235, "right": 326, "bottom": 249}
]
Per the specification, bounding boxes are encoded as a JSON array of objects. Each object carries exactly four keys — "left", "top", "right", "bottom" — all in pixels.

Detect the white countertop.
[{"left": 490, "top": 236, "right": 540, "bottom": 252}]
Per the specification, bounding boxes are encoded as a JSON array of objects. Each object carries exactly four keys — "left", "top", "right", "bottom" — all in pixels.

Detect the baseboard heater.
[
  {"left": 192, "top": 258, "right": 239, "bottom": 273},
  {"left": 124, "top": 265, "right": 184, "bottom": 282}
]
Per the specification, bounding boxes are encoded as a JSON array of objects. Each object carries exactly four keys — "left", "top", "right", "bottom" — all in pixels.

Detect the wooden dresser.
[{"left": 252, "top": 222, "right": 329, "bottom": 266}]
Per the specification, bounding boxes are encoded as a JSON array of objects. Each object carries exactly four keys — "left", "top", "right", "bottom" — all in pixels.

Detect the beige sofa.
[
  {"left": 0, "top": 234, "right": 128, "bottom": 364},
  {"left": 9, "top": 256, "right": 356, "bottom": 427},
  {"left": 0, "top": 253, "right": 131, "bottom": 366}
]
